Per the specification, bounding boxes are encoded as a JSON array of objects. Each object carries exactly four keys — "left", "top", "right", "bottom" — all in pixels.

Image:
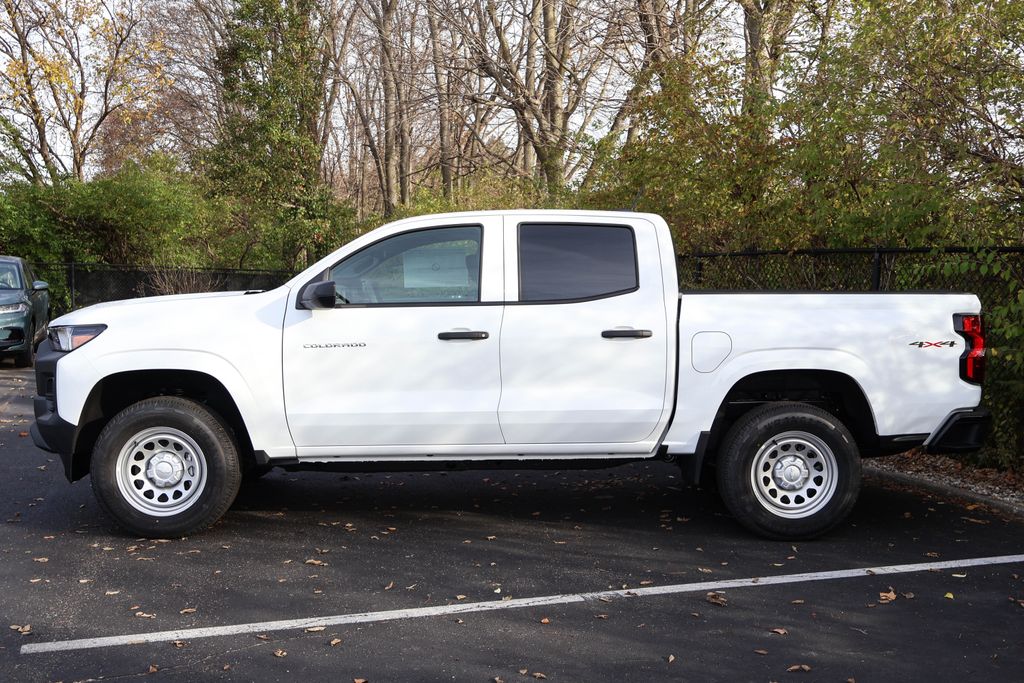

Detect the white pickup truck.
[{"left": 31, "top": 211, "right": 990, "bottom": 539}]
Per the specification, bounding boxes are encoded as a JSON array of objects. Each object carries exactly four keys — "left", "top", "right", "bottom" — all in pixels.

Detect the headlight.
[
  {"left": 47, "top": 325, "right": 107, "bottom": 352},
  {"left": 0, "top": 303, "right": 29, "bottom": 314}
]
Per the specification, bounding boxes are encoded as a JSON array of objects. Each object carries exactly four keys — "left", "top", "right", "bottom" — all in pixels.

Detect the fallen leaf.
[
  {"left": 305, "top": 626, "right": 325, "bottom": 632},
  {"left": 532, "top": 675, "right": 546, "bottom": 680},
  {"left": 455, "top": 594, "right": 467, "bottom": 601},
  {"left": 135, "top": 611, "right": 156, "bottom": 619},
  {"left": 32, "top": 557, "right": 48, "bottom": 563},
  {"left": 10, "top": 624, "right": 32, "bottom": 635},
  {"left": 790, "top": 599, "right": 805, "bottom": 605},
  {"left": 330, "top": 638, "right": 342, "bottom": 646},
  {"left": 951, "top": 573, "right": 967, "bottom": 578},
  {"left": 539, "top": 617, "right": 550, "bottom": 624},
  {"left": 667, "top": 654, "right": 676, "bottom": 663},
  {"left": 384, "top": 581, "right": 394, "bottom": 590},
  {"left": 256, "top": 634, "right": 270, "bottom": 641},
  {"left": 18, "top": 431, "right": 28, "bottom": 437},
  {"left": 878, "top": 589, "right": 897, "bottom": 604},
  {"left": 105, "top": 590, "right": 120, "bottom": 595},
  {"left": 787, "top": 664, "right": 812, "bottom": 672},
  {"left": 273, "top": 649, "right": 287, "bottom": 658},
  {"left": 495, "top": 678, "right": 505, "bottom": 683},
  {"left": 944, "top": 592, "right": 955, "bottom": 600},
  {"left": 179, "top": 607, "right": 197, "bottom": 615},
  {"left": 754, "top": 649, "right": 768, "bottom": 655},
  {"left": 770, "top": 627, "right": 788, "bottom": 636},
  {"left": 78, "top": 579, "right": 93, "bottom": 584},
  {"left": 148, "top": 664, "right": 159, "bottom": 673},
  {"left": 354, "top": 679, "right": 368, "bottom": 683},
  {"left": 595, "top": 614, "right": 608, "bottom": 619},
  {"left": 705, "top": 591, "right": 728, "bottom": 606},
  {"left": 518, "top": 669, "right": 528, "bottom": 675},
  {"left": 304, "top": 559, "right": 327, "bottom": 566},
  {"left": 172, "top": 640, "right": 187, "bottom": 648}
]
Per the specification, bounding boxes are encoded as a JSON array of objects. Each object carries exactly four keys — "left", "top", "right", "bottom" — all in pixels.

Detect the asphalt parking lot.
[{"left": 1, "top": 364, "right": 1022, "bottom": 682}]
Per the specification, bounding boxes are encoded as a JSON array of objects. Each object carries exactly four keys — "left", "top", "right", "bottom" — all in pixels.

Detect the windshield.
[{"left": 0, "top": 262, "right": 22, "bottom": 289}]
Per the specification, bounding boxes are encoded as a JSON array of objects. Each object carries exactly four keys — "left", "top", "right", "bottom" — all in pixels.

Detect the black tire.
[
  {"left": 715, "top": 402, "right": 861, "bottom": 540},
  {"left": 14, "top": 322, "right": 34, "bottom": 367},
  {"left": 91, "top": 396, "right": 242, "bottom": 537}
]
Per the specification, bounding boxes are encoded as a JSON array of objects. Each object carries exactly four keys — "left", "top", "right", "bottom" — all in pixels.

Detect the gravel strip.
[{"left": 866, "top": 452, "right": 1024, "bottom": 518}]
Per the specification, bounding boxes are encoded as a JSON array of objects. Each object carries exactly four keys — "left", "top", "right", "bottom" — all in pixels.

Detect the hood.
[
  {"left": 0, "top": 289, "right": 27, "bottom": 306},
  {"left": 52, "top": 290, "right": 255, "bottom": 326}
]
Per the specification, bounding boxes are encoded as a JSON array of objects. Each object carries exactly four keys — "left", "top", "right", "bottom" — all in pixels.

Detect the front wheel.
[
  {"left": 716, "top": 402, "right": 861, "bottom": 540},
  {"left": 91, "top": 397, "right": 242, "bottom": 537}
]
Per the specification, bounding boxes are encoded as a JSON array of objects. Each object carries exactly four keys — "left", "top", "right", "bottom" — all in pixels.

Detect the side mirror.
[
  {"left": 298, "top": 280, "right": 336, "bottom": 310},
  {"left": 32, "top": 280, "right": 48, "bottom": 291}
]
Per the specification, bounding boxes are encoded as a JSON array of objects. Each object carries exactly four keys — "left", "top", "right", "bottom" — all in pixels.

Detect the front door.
[{"left": 283, "top": 220, "right": 505, "bottom": 449}]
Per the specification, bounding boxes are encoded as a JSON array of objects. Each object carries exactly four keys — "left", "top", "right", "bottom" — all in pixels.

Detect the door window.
[
  {"left": 518, "top": 224, "right": 637, "bottom": 302},
  {"left": 328, "top": 226, "right": 482, "bottom": 304}
]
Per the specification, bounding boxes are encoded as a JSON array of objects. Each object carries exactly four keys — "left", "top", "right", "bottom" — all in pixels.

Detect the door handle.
[
  {"left": 601, "top": 329, "right": 653, "bottom": 339},
  {"left": 438, "top": 331, "right": 490, "bottom": 341}
]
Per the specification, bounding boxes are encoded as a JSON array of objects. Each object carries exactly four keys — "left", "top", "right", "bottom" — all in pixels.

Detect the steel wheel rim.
[
  {"left": 749, "top": 430, "right": 838, "bottom": 519},
  {"left": 115, "top": 427, "right": 207, "bottom": 517}
]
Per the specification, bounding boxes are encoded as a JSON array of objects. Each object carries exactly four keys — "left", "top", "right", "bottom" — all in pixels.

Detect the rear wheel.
[
  {"left": 91, "top": 397, "right": 242, "bottom": 537},
  {"left": 716, "top": 402, "right": 861, "bottom": 540}
]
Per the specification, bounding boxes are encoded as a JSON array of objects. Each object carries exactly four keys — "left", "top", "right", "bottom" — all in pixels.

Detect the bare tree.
[{"left": 0, "top": 0, "right": 170, "bottom": 182}]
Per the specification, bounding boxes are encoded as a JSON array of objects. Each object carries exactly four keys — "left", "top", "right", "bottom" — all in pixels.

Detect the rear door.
[{"left": 497, "top": 216, "right": 673, "bottom": 451}]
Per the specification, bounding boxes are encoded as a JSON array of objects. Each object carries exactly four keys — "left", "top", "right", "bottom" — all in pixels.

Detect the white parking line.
[{"left": 21, "top": 553, "right": 1024, "bottom": 655}]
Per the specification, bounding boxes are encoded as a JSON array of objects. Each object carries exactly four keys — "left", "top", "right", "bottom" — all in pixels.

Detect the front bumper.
[
  {"left": 30, "top": 339, "right": 79, "bottom": 480},
  {"left": 0, "top": 315, "right": 29, "bottom": 352},
  {"left": 924, "top": 407, "right": 991, "bottom": 454}
]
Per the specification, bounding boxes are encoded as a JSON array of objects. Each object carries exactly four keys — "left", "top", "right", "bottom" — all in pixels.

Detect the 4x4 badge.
[{"left": 908, "top": 340, "right": 956, "bottom": 348}]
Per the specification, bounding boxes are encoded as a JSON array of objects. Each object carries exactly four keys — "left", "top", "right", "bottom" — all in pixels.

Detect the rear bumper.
[{"left": 924, "top": 407, "right": 991, "bottom": 454}]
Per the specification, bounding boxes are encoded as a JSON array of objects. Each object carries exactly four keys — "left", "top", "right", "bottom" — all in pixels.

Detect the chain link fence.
[
  {"left": 678, "top": 246, "right": 1024, "bottom": 469},
  {"left": 31, "top": 263, "right": 295, "bottom": 316},
  {"left": 678, "top": 246, "right": 1023, "bottom": 293}
]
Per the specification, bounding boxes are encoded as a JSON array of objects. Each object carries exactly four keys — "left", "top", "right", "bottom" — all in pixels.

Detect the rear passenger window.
[{"left": 518, "top": 224, "right": 638, "bottom": 302}]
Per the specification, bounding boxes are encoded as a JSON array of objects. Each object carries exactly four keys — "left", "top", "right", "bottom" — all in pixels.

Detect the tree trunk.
[{"left": 427, "top": 8, "right": 454, "bottom": 198}]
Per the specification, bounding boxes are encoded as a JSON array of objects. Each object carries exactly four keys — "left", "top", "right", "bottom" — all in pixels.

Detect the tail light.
[{"left": 953, "top": 314, "right": 985, "bottom": 385}]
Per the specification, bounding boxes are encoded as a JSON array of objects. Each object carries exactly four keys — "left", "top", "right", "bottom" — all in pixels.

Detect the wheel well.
[
  {"left": 71, "top": 370, "right": 255, "bottom": 479},
  {"left": 701, "top": 370, "right": 878, "bottom": 477}
]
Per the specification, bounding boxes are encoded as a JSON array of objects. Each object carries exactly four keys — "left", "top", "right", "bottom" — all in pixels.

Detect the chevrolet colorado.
[{"left": 30, "top": 211, "right": 990, "bottom": 539}]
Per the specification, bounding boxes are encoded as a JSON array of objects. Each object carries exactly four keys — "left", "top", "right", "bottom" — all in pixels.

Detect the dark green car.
[{"left": 0, "top": 256, "right": 49, "bottom": 367}]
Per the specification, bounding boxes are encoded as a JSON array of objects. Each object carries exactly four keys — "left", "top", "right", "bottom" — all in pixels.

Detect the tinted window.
[
  {"left": 519, "top": 224, "right": 638, "bottom": 302},
  {"left": 329, "top": 226, "right": 481, "bottom": 304}
]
